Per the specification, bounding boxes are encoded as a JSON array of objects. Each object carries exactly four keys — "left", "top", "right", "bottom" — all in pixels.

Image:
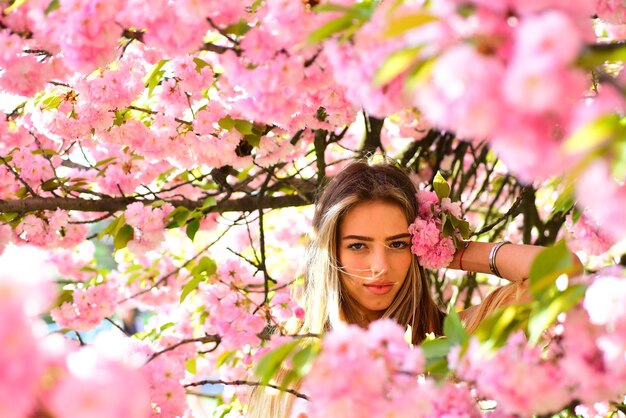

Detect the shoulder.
[{"left": 458, "top": 305, "right": 479, "bottom": 324}]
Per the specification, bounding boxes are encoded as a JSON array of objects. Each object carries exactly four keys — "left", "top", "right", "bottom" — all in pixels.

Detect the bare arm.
[
  {"left": 451, "top": 241, "right": 584, "bottom": 332},
  {"left": 447, "top": 241, "right": 584, "bottom": 282}
]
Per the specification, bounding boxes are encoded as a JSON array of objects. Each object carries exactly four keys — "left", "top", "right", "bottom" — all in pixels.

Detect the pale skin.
[{"left": 338, "top": 199, "right": 584, "bottom": 322}]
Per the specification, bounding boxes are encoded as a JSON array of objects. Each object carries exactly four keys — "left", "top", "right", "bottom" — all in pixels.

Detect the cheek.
[
  {"left": 338, "top": 250, "right": 362, "bottom": 271},
  {"left": 392, "top": 252, "right": 412, "bottom": 274}
]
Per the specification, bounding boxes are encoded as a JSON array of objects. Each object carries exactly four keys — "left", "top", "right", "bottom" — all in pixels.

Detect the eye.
[
  {"left": 347, "top": 242, "right": 366, "bottom": 251},
  {"left": 388, "top": 241, "right": 409, "bottom": 250}
]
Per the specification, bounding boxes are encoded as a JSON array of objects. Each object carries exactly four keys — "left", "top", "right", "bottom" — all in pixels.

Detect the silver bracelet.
[{"left": 488, "top": 241, "right": 511, "bottom": 277}]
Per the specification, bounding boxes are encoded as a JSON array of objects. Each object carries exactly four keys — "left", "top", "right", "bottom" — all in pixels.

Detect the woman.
[{"left": 248, "top": 160, "right": 582, "bottom": 417}]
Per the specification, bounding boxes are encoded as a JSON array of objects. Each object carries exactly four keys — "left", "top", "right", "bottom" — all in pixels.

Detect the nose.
[{"left": 369, "top": 246, "right": 389, "bottom": 278}]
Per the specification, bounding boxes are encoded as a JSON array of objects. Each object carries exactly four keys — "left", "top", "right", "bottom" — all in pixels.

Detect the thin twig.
[
  {"left": 184, "top": 379, "right": 309, "bottom": 400},
  {"left": 147, "top": 334, "right": 221, "bottom": 363},
  {"left": 105, "top": 317, "right": 131, "bottom": 337},
  {"left": 120, "top": 221, "right": 237, "bottom": 303}
]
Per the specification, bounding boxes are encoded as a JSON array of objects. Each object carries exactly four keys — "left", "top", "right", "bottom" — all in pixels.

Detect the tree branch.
[{"left": 0, "top": 194, "right": 315, "bottom": 214}]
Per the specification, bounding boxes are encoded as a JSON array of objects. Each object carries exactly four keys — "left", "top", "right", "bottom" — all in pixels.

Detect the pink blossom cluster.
[
  {"left": 15, "top": 210, "right": 88, "bottom": 249},
  {"left": 408, "top": 190, "right": 460, "bottom": 269},
  {"left": 0, "top": 245, "right": 150, "bottom": 418},
  {"left": 453, "top": 332, "right": 570, "bottom": 416},
  {"left": 449, "top": 267, "right": 626, "bottom": 415},
  {"left": 313, "top": 0, "right": 626, "bottom": 244},
  {"left": 576, "top": 160, "right": 626, "bottom": 245},
  {"left": 124, "top": 202, "right": 175, "bottom": 255},
  {"left": 47, "top": 242, "right": 97, "bottom": 283},
  {"left": 0, "top": 26, "right": 65, "bottom": 96},
  {"left": 297, "top": 267, "right": 626, "bottom": 417},
  {"left": 270, "top": 290, "right": 305, "bottom": 322},
  {"left": 302, "top": 319, "right": 480, "bottom": 418},
  {"left": 143, "top": 355, "right": 188, "bottom": 417},
  {"left": 73, "top": 58, "right": 146, "bottom": 111},
  {"left": 51, "top": 282, "right": 120, "bottom": 332},
  {"left": 201, "top": 259, "right": 267, "bottom": 350},
  {"left": 115, "top": 255, "right": 185, "bottom": 308},
  {"left": 321, "top": 0, "right": 414, "bottom": 118},
  {"left": 0, "top": 0, "right": 353, "bottom": 239},
  {"left": 596, "top": 0, "right": 626, "bottom": 39},
  {"left": 26, "top": 0, "right": 123, "bottom": 73},
  {"left": 563, "top": 209, "right": 612, "bottom": 256},
  {"left": 316, "top": 0, "right": 625, "bottom": 189}
]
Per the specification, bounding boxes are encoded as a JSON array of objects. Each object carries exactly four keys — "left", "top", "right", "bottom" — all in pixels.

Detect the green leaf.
[
  {"left": 374, "top": 47, "right": 421, "bottom": 86},
  {"left": 215, "top": 350, "right": 237, "bottom": 368},
  {"left": 186, "top": 218, "right": 200, "bottom": 241},
  {"left": 474, "top": 304, "right": 529, "bottom": 351},
  {"left": 15, "top": 187, "right": 29, "bottom": 199},
  {"left": 186, "top": 357, "right": 197, "bottom": 374},
  {"left": 44, "top": 0, "right": 59, "bottom": 15},
  {"left": 112, "top": 109, "right": 129, "bottom": 126},
  {"left": 192, "top": 256, "right": 218, "bottom": 277},
  {"left": 424, "top": 356, "right": 449, "bottom": 378},
  {"left": 308, "top": 15, "right": 354, "bottom": 43},
  {"left": 41, "top": 178, "right": 61, "bottom": 192},
  {"left": 449, "top": 217, "right": 471, "bottom": 239},
  {"left": 313, "top": 3, "right": 353, "bottom": 13},
  {"left": 563, "top": 113, "right": 622, "bottom": 154},
  {"left": 37, "top": 91, "right": 62, "bottom": 110},
  {"left": 314, "top": 1, "right": 375, "bottom": 19},
  {"left": 282, "top": 342, "right": 321, "bottom": 390},
  {"left": 193, "top": 57, "right": 211, "bottom": 73},
  {"left": 114, "top": 224, "right": 134, "bottom": 250},
  {"left": 166, "top": 206, "right": 190, "bottom": 228},
  {"left": 0, "top": 212, "right": 18, "bottom": 223},
  {"left": 223, "top": 20, "right": 252, "bottom": 36},
  {"left": 98, "top": 215, "right": 125, "bottom": 239},
  {"left": 32, "top": 148, "right": 58, "bottom": 158},
  {"left": 4, "top": 0, "right": 30, "bottom": 14},
  {"left": 551, "top": 186, "right": 575, "bottom": 215},
  {"left": 255, "top": 340, "right": 300, "bottom": 385},
  {"left": 202, "top": 196, "right": 217, "bottom": 210},
  {"left": 442, "top": 216, "right": 456, "bottom": 238},
  {"left": 420, "top": 337, "right": 451, "bottom": 378},
  {"left": 420, "top": 337, "right": 451, "bottom": 360},
  {"left": 218, "top": 115, "right": 235, "bottom": 131},
  {"left": 444, "top": 308, "right": 468, "bottom": 346},
  {"left": 233, "top": 119, "right": 254, "bottom": 135},
  {"left": 406, "top": 56, "right": 436, "bottom": 88},
  {"left": 577, "top": 43, "right": 626, "bottom": 69},
  {"left": 528, "top": 284, "right": 587, "bottom": 344},
  {"left": 53, "top": 288, "right": 74, "bottom": 308},
  {"left": 243, "top": 134, "right": 260, "bottom": 147},
  {"left": 143, "top": 59, "right": 169, "bottom": 96},
  {"left": 528, "top": 240, "right": 575, "bottom": 300},
  {"left": 292, "top": 343, "right": 320, "bottom": 376},
  {"left": 432, "top": 171, "right": 451, "bottom": 200},
  {"left": 160, "top": 322, "right": 175, "bottom": 331},
  {"left": 180, "top": 274, "right": 203, "bottom": 303},
  {"left": 384, "top": 12, "right": 438, "bottom": 38}
]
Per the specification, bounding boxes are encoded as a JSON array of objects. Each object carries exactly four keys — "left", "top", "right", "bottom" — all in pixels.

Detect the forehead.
[{"left": 339, "top": 200, "right": 409, "bottom": 237}]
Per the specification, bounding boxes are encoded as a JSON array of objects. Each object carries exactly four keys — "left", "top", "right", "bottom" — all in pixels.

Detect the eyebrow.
[{"left": 342, "top": 233, "right": 411, "bottom": 241}]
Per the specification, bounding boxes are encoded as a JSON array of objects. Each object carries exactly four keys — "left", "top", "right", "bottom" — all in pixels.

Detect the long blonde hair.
[{"left": 247, "top": 161, "right": 445, "bottom": 417}]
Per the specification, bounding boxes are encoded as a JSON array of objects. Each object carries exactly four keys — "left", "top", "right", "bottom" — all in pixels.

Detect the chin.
[{"left": 363, "top": 301, "right": 392, "bottom": 312}]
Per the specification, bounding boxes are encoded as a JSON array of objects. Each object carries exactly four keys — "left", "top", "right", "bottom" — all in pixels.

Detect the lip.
[{"left": 363, "top": 282, "right": 395, "bottom": 295}]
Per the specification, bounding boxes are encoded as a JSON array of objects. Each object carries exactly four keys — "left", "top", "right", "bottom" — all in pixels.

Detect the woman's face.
[{"left": 337, "top": 200, "right": 412, "bottom": 321}]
